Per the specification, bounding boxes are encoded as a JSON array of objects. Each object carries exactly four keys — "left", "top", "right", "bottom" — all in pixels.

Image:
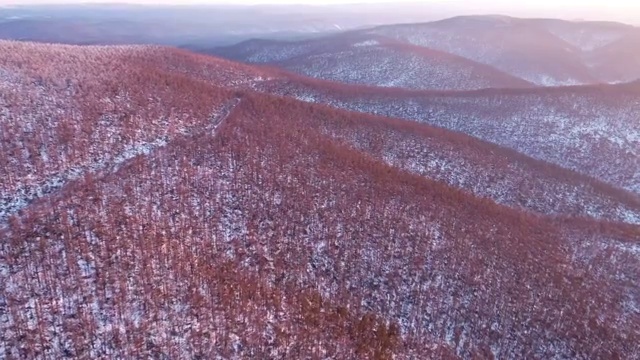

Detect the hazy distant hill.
[
  {"left": 211, "top": 15, "right": 640, "bottom": 87},
  {"left": 0, "top": 3, "right": 460, "bottom": 46},
  {"left": 367, "top": 16, "right": 640, "bottom": 85},
  {"left": 213, "top": 33, "right": 534, "bottom": 91}
]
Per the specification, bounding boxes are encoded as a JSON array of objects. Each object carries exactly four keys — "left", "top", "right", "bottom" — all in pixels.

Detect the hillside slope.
[
  {"left": 367, "top": 15, "right": 640, "bottom": 85},
  {"left": 298, "top": 102, "right": 640, "bottom": 224},
  {"left": 0, "top": 40, "right": 267, "bottom": 222},
  {"left": 261, "top": 76, "right": 640, "bottom": 196},
  {"left": 212, "top": 33, "right": 534, "bottom": 91},
  {"left": 4, "top": 41, "right": 636, "bottom": 225},
  {"left": 3, "top": 91, "right": 639, "bottom": 359},
  {"left": 0, "top": 42, "right": 638, "bottom": 359}
]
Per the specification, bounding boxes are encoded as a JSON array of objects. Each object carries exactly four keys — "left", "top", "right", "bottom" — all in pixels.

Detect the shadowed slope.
[
  {"left": 211, "top": 33, "right": 534, "bottom": 91},
  {"left": 260, "top": 75, "right": 640, "bottom": 196}
]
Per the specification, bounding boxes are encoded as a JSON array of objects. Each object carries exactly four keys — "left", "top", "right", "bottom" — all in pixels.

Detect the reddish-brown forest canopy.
[{"left": 0, "top": 40, "right": 638, "bottom": 359}]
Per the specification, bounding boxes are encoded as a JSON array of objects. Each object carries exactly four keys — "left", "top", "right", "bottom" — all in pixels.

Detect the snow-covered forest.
[{"left": 1, "top": 30, "right": 639, "bottom": 360}]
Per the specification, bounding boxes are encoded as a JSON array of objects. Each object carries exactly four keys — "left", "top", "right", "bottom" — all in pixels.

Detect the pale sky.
[{"left": 0, "top": 0, "right": 635, "bottom": 6}]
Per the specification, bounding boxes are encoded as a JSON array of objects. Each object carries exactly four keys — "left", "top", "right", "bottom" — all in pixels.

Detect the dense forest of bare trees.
[
  {"left": 0, "top": 41, "right": 267, "bottom": 223},
  {"left": 260, "top": 75, "right": 640, "bottom": 197},
  {"left": 290, "top": 100, "right": 640, "bottom": 223},
  {"left": 1, "top": 41, "right": 639, "bottom": 359}
]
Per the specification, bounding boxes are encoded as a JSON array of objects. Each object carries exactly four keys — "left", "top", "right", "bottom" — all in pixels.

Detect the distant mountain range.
[
  {"left": 0, "top": 3, "right": 638, "bottom": 47},
  {"left": 0, "top": 3, "right": 462, "bottom": 46},
  {"left": 210, "top": 33, "right": 535, "bottom": 91},
  {"left": 209, "top": 15, "right": 640, "bottom": 87}
]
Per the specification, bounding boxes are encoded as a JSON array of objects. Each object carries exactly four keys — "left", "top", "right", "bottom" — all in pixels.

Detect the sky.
[
  {"left": 0, "top": 0, "right": 635, "bottom": 5},
  {"left": 2, "top": 0, "right": 408, "bottom": 3}
]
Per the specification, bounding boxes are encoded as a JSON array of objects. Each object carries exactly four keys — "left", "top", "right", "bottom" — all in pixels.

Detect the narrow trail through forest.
[{"left": 0, "top": 97, "right": 242, "bottom": 225}]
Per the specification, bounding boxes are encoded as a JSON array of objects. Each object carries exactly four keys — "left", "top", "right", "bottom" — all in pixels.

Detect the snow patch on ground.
[
  {"left": 294, "top": 93, "right": 318, "bottom": 103},
  {"left": 0, "top": 137, "right": 168, "bottom": 224},
  {"left": 534, "top": 75, "right": 582, "bottom": 87},
  {"left": 352, "top": 40, "right": 380, "bottom": 47}
]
